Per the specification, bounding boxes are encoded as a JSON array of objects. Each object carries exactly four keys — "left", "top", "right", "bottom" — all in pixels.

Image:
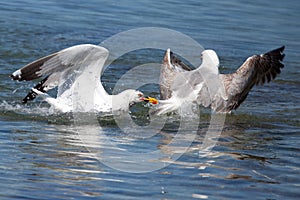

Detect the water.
[{"left": 0, "top": 0, "right": 300, "bottom": 199}]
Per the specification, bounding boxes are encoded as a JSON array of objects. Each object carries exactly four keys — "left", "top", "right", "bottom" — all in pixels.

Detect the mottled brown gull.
[{"left": 157, "top": 46, "right": 285, "bottom": 114}]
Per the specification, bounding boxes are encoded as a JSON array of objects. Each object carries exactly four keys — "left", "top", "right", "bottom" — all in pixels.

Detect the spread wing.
[
  {"left": 223, "top": 46, "right": 285, "bottom": 111},
  {"left": 159, "top": 49, "right": 194, "bottom": 100},
  {"left": 10, "top": 44, "right": 109, "bottom": 103}
]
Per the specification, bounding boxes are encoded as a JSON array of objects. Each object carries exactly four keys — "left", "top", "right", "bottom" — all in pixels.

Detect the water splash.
[{"left": 0, "top": 100, "right": 53, "bottom": 116}]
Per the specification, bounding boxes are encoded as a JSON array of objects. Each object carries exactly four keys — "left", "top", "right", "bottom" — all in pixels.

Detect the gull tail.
[{"left": 152, "top": 98, "right": 179, "bottom": 115}]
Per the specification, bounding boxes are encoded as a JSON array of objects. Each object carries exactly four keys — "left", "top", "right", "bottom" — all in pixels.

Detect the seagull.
[
  {"left": 156, "top": 46, "right": 285, "bottom": 114},
  {"left": 10, "top": 44, "right": 147, "bottom": 113}
]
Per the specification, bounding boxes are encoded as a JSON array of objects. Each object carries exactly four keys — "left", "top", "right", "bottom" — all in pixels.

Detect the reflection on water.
[{"left": 1, "top": 103, "right": 299, "bottom": 199}]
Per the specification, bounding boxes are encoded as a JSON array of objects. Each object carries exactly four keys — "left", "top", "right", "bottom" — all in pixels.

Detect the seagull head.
[
  {"left": 112, "top": 89, "right": 145, "bottom": 109},
  {"left": 116, "top": 90, "right": 159, "bottom": 107},
  {"left": 128, "top": 90, "right": 145, "bottom": 106},
  {"left": 201, "top": 50, "right": 220, "bottom": 67}
]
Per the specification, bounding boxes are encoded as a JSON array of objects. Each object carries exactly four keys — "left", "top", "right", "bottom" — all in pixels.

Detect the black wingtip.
[
  {"left": 10, "top": 70, "right": 22, "bottom": 81},
  {"left": 22, "top": 89, "right": 37, "bottom": 104},
  {"left": 21, "top": 76, "right": 49, "bottom": 104},
  {"left": 266, "top": 46, "right": 285, "bottom": 62},
  {"left": 269, "top": 46, "right": 285, "bottom": 53},
  {"left": 279, "top": 45, "right": 285, "bottom": 52},
  {"left": 9, "top": 74, "right": 15, "bottom": 80},
  {"left": 279, "top": 46, "right": 285, "bottom": 61},
  {"left": 169, "top": 50, "right": 174, "bottom": 56},
  {"left": 170, "top": 52, "right": 193, "bottom": 71}
]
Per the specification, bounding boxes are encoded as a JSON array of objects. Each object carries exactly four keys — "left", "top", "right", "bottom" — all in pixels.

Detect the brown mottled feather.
[
  {"left": 159, "top": 50, "right": 193, "bottom": 100},
  {"left": 159, "top": 46, "right": 285, "bottom": 113},
  {"left": 221, "top": 46, "right": 285, "bottom": 111},
  {"left": 10, "top": 44, "right": 108, "bottom": 103}
]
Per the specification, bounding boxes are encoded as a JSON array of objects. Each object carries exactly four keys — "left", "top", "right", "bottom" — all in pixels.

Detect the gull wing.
[
  {"left": 159, "top": 49, "right": 194, "bottom": 100},
  {"left": 223, "top": 46, "right": 285, "bottom": 111},
  {"left": 171, "top": 49, "right": 223, "bottom": 107},
  {"left": 10, "top": 44, "right": 109, "bottom": 103}
]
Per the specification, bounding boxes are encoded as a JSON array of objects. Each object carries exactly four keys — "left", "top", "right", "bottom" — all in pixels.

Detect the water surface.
[{"left": 0, "top": 0, "right": 299, "bottom": 199}]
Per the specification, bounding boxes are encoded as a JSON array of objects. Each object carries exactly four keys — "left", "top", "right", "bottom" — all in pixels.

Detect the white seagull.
[
  {"left": 157, "top": 46, "right": 285, "bottom": 114},
  {"left": 10, "top": 44, "right": 146, "bottom": 113}
]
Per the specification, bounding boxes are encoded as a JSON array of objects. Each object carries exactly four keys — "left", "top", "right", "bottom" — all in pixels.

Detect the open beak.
[{"left": 140, "top": 96, "right": 159, "bottom": 105}]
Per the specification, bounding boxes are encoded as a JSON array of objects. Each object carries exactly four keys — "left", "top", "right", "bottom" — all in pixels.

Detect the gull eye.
[{"left": 138, "top": 93, "right": 143, "bottom": 97}]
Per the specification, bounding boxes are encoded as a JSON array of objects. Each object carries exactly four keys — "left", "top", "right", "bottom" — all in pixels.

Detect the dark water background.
[{"left": 0, "top": 0, "right": 299, "bottom": 199}]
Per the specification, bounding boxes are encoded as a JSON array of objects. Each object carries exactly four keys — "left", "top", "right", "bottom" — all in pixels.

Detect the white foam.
[
  {"left": 12, "top": 69, "right": 22, "bottom": 79},
  {"left": 0, "top": 100, "right": 53, "bottom": 116}
]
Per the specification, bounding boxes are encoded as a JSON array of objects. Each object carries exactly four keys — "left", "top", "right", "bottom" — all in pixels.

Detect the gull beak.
[{"left": 141, "top": 96, "right": 159, "bottom": 105}]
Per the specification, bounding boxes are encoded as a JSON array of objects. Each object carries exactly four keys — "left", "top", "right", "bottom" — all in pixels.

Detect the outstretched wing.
[
  {"left": 223, "top": 46, "right": 285, "bottom": 111},
  {"left": 159, "top": 49, "right": 193, "bottom": 100},
  {"left": 10, "top": 44, "right": 109, "bottom": 103}
]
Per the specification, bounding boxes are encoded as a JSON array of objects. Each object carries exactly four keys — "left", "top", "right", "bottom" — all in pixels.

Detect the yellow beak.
[{"left": 141, "top": 96, "right": 159, "bottom": 105}]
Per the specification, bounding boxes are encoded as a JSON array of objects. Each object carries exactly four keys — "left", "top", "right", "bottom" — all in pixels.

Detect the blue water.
[{"left": 0, "top": 0, "right": 300, "bottom": 199}]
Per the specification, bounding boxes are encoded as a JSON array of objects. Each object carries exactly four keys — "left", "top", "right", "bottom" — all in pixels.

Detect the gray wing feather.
[
  {"left": 171, "top": 68, "right": 214, "bottom": 107},
  {"left": 10, "top": 44, "right": 109, "bottom": 103},
  {"left": 159, "top": 50, "right": 193, "bottom": 100},
  {"left": 223, "top": 46, "right": 285, "bottom": 111},
  {"left": 158, "top": 46, "right": 285, "bottom": 113},
  {"left": 160, "top": 50, "right": 223, "bottom": 109}
]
